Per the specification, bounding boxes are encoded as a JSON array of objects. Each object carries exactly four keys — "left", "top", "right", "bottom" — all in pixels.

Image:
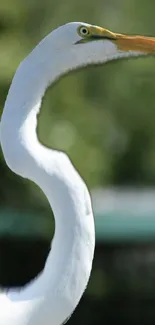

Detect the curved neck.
[{"left": 0, "top": 42, "right": 95, "bottom": 324}]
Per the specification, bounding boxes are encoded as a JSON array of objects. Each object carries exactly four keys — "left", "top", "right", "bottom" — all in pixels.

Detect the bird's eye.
[{"left": 79, "top": 26, "right": 90, "bottom": 37}]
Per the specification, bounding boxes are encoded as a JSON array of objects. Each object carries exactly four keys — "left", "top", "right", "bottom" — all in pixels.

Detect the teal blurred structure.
[
  {"left": 1, "top": 187, "right": 155, "bottom": 242},
  {"left": 93, "top": 188, "right": 155, "bottom": 242}
]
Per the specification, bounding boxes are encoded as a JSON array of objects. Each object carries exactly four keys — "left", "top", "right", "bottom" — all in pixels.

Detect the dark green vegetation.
[{"left": 0, "top": 1, "right": 155, "bottom": 324}]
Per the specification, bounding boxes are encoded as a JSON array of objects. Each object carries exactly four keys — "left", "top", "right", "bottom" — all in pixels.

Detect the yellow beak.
[{"left": 90, "top": 25, "right": 155, "bottom": 54}]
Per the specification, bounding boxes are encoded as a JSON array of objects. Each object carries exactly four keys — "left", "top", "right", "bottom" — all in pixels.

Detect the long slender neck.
[{"left": 0, "top": 40, "right": 95, "bottom": 325}]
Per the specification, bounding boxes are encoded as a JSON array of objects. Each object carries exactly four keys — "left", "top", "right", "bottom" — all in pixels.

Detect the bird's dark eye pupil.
[{"left": 78, "top": 26, "right": 89, "bottom": 36}]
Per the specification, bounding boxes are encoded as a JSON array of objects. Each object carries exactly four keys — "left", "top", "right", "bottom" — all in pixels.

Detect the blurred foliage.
[{"left": 1, "top": 0, "right": 155, "bottom": 211}]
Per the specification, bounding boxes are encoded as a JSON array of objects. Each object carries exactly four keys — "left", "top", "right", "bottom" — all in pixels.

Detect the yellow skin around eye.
[
  {"left": 77, "top": 25, "right": 117, "bottom": 39},
  {"left": 77, "top": 24, "right": 155, "bottom": 54},
  {"left": 89, "top": 26, "right": 117, "bottom": 39}
]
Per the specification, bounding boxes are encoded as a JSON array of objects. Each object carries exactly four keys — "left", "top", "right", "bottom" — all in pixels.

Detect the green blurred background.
[{"left": 1, "top": 0, "right": 155, "bottom": 324}]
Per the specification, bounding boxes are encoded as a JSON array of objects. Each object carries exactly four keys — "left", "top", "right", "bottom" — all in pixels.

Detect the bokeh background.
[{"left": 1, "top": 0, "right": 155, "bottom": 324}]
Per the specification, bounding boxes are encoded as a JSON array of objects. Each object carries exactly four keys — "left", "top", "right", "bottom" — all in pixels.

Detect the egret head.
[{"left": 49, "top": 22, "right": 155, "bottom": 68}]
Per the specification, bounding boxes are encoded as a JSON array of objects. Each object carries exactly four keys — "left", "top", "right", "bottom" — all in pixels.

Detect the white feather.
[{"left": 0, "top": 22, "right": 142, "bottom": 325}]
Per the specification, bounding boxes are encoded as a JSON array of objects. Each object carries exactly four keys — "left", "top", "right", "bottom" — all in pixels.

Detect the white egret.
[{"left": 0, "top": 21, "right": 155, "bottom": 325}]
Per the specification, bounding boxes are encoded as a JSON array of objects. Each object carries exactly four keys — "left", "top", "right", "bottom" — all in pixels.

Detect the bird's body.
[{"left": 0, "top": 21, "right": 155, "bottom": 324}]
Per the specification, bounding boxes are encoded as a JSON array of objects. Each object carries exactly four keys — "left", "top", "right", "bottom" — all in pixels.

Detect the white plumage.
[{"left": 0, "top": 21, "right": 151, "bottom": 324}]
